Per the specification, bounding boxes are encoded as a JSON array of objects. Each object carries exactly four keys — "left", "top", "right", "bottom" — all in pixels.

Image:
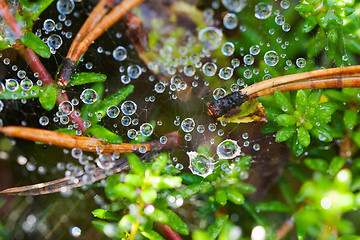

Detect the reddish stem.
[
  {"left": 154, "top": 222, "right": 183, "bottom": 240},
  {"left": 0, "top": 0, "right": 22, "bottom": 38}
]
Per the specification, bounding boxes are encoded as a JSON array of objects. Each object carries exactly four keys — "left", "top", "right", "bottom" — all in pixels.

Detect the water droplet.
[
  {"left": 113, "top": 46, "right": 127, "bottom": 61},
  {"left": 213, "top": 88, "right": 226, "bottom": 100},
  {"left": 57, "top": 0, "right": 75, "bottom": 15},
  {"left": 80, "top": 89, "right": 98, "bottom": 104},
  {"left": 255, "top": 2, "right": 272, "bottom": 19},
  {"left": 223, "top": 13, "right": 238, "bottom": 30},
  {"left": 20, "top": 78, "right": 33, "bottom": 90},
  {"left": 160, "top": 136, "right": 167, "bottom": 144},
  {"left": 197, "top": 125, "right": 205, "bottom": 133},
  {"left": 43, "top": 19, "right": 55, "bottom": 31},
  {"left": 184, "top": 65, "right": 196, "bottom": 77},
  {"left": 244, "top": 54, "right": 254, "bottom": 65},
  {"left": 242, "top": 132, "right": 249, "bottom": 139},
  {"left": 219, "top": 67, "right": 233, "bottom": 80},
  {"left": 243, "top": 69, "right": 253, "bottom": 79},
  {"left": 282, "top": 23, "right": 291, "bottom": 32},
  {"left": 39, "top": 116, "right": 49, "bottom": 126},
  {"left": 59, "top": 101, "right": 73, "bottom": 115},
  {"left": 47, "top": 34, "right": 63, "bottom": 49},
  {"left": 202, "top": 62, "right": 217, "bottom": 76},
  {"left": 187, "top": 151, "right": 215, "bottom": 178},
  {"left": 275, "top": 15, "right": 285, "bottom": 25},
  {"left": 280, "top": 0, "right": 290, "bottom": 9},
  {"left": 121, "top": 100, "right": 137, "bottom": 116},
  {"left": 198, "top": 27, "right": 223, "bottom": 50},
  {"left": 71, "top": 148, "right": 83, "bottom": 159},
  {"left": 181, "top": 118, "right": 195, "bottom": 132},
  {"left": 217, "top": 139, "right": 241, "bottom": 159},
  {"left": 221, "top": 0, "right": 247, "bottom": 12},
  {"left": 250, "top": 45, "right": 260, "bottom": 55},
  {"left": 154, "top": 82, "right": 165, "bottom": 93},
  {"left": 253, "top": 144, "right": 260, "bottom": 151},
  {"left": 127, "top": 65, "right": 142, "bottom": 79},
  {"left": 264, "top": 50, "right": 279, "bottom": 66},
  {"left": 140, "top": 123, "right": 153, "bottom": 136},
  {"left": 184, "top": 133, "right": 192, "bottom": 141},
  {"left": 107, "top": 106, "right": 120, "bottom": 118},
  {"left": 96, "top": 154, "right": 115, "bottom": 169},
  {"left": 296, "top": 58, "right": 306, "bottom": 68},
  {"left": 231, "top": 58, "right": 240, "bottom": 67},
  {"left": 5, "top": 79, "right": 19, "bottom": 92},
  {"left": 208, "top": 123, "right": 216, "bottom": 132}
]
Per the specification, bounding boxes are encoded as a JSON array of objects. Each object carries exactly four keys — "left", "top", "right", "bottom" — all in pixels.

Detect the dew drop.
[
  {"left": 250, "top": 45, "right": 260, "bottom": 55},
  {"left": 112, "top": 46, "right": 127, "bottom": 61},
  {"left": 187, "top": 151, "right": 215, "bottom": 178},
  {"left": 127, "top": 65, "right": 142, "bottom": 79},
  {"left": 213, "top": 88, "right": 226, "bottom": 100},
  {"left": 121, "top": 100, "right": 137, "bottom": 116},
  {"left": 223, "top": 13, "right": 238, "bottom": 30},
  {"left": 80, "top": 89, "right": 98, "bottom": 104},
  {"left": 217, "top": 139, "right": 241, "bottom": 159},
  {"left": 39, "top": 116, "right": 49, "bottom": 126},
  {"left": 107, "top": 106, "right": 120, "bottom": 118},
  {"left": 255, "top": 2, "right": 272, "bottom": 19},
  {"left": 221, "top": 0, "right": 247, "bottom": 12},
  {"left": 57, "top": 0, "right": 75, "bottom": 15},
  {"left": 5, "top": 79, "right": 19, "bottom": 92},
  {"left": 43, "top": 19, "right": 56, "bottom": 31},
  {"left": 296, "top": 58, "right": 306, "bottom": 68},
  {"left": 218, "top": 67, "right": 233, "bottom": 80},
  {"left": 59, "top": 101, "right": 73, "bottom": 115},
  {"left": 20, "top": 79, "right": 33, "bottom": 90},
  {"left": 47, "top": 34, "right": 63, "bottom": 49},
  {"left": 244, "top": 54, "right": 254, "bottom": 65},
  {"left": 181, "top": 118, "right": 195, "bottom": 133},
  {"left": 140, "top": 123, "right": 153, "bottom": 136},
  {"left": 198, "top": 27, "right": 223, "bottom": 50},
  {"left": 202, "top": 62, "right": 217, "bottom": 76},
  {"left": 264, "top": 50, "right": 279, "bottom": 66}
]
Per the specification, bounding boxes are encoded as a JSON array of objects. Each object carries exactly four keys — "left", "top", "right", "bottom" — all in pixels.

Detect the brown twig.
[
  {"left": 275, "top": 217, "right": 295, "bottom": 240},
  {"left": 0, "top": 130, "right": 181, "bottom": 195},
  {"left": 207, "top": 66, "right": 360, "bottom": 117},
  {"left": 154, "top": 222, "right": 183, "bottom": 240},
  {"left": 0, "top": 126, "right": 181, "bottom": 153},
  {"left": 57, "top": 0, "right": 145, "bottom": 86}
]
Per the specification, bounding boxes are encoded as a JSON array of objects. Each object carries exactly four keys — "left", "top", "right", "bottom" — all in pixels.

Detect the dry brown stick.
[
  {"left": 0, "top": 126, "right": 181, "bottom": 153},
  {"left": 249, "top": 77, "right": 360, "bottom": 99},
  {"left": 207, "top": 71, "right": 360, "bottom": 117},
  {"left": 0, "top": 131, "right": 181, "bottom": 195},
  {"left": 58, "top": 0, "right": 145, "bottom": 86}
]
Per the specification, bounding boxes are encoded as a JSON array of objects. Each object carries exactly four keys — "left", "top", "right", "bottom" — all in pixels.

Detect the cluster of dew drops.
[{"left": 0, "top": 0, "right": 328, "bottom": 236}]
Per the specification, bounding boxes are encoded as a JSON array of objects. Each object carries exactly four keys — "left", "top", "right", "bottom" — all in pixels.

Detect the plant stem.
[
  {"left": 0, "top": 0, "right": 22, "bottom": 38},
  {"left": 0, "top": 126, "right": 181, "bottom": 154},
  {"left": 154, "top": 222, "right": 183, "bottom": 240},
  {"left": 207, "top": 66, "right": 360, "bottom": 117},
  {"left": 57, "top": 0, "right": 145, "bottom": 86},
  {"left": 275, "top": 217, "right": 295, "bottom": 240}
]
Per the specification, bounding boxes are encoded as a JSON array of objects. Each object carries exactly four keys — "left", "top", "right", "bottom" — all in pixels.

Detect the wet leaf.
[
  {"left": 39, "top": 85, "right": 57, "bottom": 111},
  {"left": 68, "top": 72, "right": 107, "bottom": 86},
  {"left": 19, "top": 0, "right": 55, "bottom": 29},
  {"left": 127, "top": 153, "right": 145, "bottom": 175},
  {"left": 255, "top": 201, "right": 290, "bottom": 213},
  {"left": 92, "top": 209, "right": 121, "bottom": 221},
  {"left": 0, "top": 85, "right": 41, "bottom": 99},
  {"left": 162, "top": 209, "right": 189, "bottom": 235},
  {"left": 328, "top": 156, "right": 346, "bottom": 176},
  {"left": 217, "top": 99, "right": 266, "bottom": 123},
  {"left": 20, "top": 32, "right": 51, "bottom": 58},
  {"left": 206, "top": 215, "right": 228, "bottom": 240},
  {"left": 85, "top": 125, "right": 122, "bottom": 144}
]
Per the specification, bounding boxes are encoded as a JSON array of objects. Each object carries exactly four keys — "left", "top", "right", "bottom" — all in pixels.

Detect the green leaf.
[
  {"left": 94, "top": 85, "right": 134, "bottom": 121},
  {"left": 215, "top": 189, "right": 228, "bottom": 206},
  {"left": 148, "top": 209, "right": 168, "bottom": 223},
  {"left": 119, "top": 214, "right": 136, "bottom": 232},
  {"left": 112, "top": 183, "right": 138, "bottom": 200},
  {"left": 162, "top": 209, "right": 189, "bottom": 235},
  {"left": 39, "top": 85, "right": 57, "bottom": 111},
  {"left": 0, "top": 39, "right": 10, "bottom": 50},
  {"left": 217, "top": 99, "right": 266, "bottom": 123},
  {"left": 180, "top": 173, "right": 203, "bottom": 184},
  {"left": 304, "top": 158, "right": 329, "bottom": 172},
  {"left": 310, "top": 126, "right": 333, "bottom": 142},
  {"left": 81, "top": 82, "right": 104, "bottom": 124},
  {"left": 150, "top": 176, "right": 182, "bottom": 189},
  {"left": 85, "top": 125, "right": 122, "bottom": 144},
  {"left": 192, "top": 230, "right": 210, "bottom": 240},
  {"left": 301, "top": 17, "right": 318, "bottom": 33},
  {"left": 141, "top": 188, "right": 157, "bottom": 203},
  {"left": 20, "top": 32, "right": 51, "bottom": 58},
  {"left": 274, "top": 91, "right": 294, "bottom": 113},
  {"left": 206, "top": 215, "right": 228, "bottom": 240},
  {"left": 275, "top": 126, "right": 296, "bottom": 142},
  {"left": 20, "top": 0, "right": 55, "bottom": 29},
  {"left": 54, "top": 128, "right": 77, "bottom": 135},
  {"left": 68, "top": 72, "right": 107, "bottom": 86},
  {"left": 315, "top": 102, "right": 337, "bottom": 117},
  {"left": 0, "top": 84, "right": 41, "bottom": 99},
  {"left": 226, "top": 188, "right": 244, "bottom": 205},
  {"left": 127, "top": 153, "right": 145, "bottom": 175},
  {"left": 152, "top": 153, "right": 168, "bottom": 175},
  {"left": 172, "top": 181, "right": 210, "bottom": 200},
  {"left": 124, "top": 174, "right": 143, "bottom": 187},
  {"left": 242, "top": 201, "right": 269, "bottom": 227},
  {"left": 289, "top": 134, "right": 305, "bottom": 156},
  {"left": 295, "top": 90, "right": 308, "bottom": 107},
  {"left": 344, "top": 110, "right": 357, "bottom": 130},
  {"left": 141, "top": 230, "right": 166, "bottom": 240},
  {"left": 338, "top": 236, "right": 360, "bottom": 240},
  {"left": 328, "top": 156, "right": 346, "bottom": 176},
  {"left": 297, "top": 126, "right": 311, "bottom": 147},
  {"left": 275, "top": 114, "right": 296, "bottom": 126},
  {"left": 255, "top": 201, "right": 290, "bottom": 213},
  {"left": 92, "top": 209, "right": 121, "bottom": 221},
  {"left": 236, "top": 182, "right": 256, "bottom": 194},
  {"left": 308, "top": 89, "right": 322, "bottom": 107}
]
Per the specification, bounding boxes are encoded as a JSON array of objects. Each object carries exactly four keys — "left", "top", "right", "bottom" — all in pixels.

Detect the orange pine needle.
[{"left": 0, "top": 126, "right": 150, "bottom": 153}]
